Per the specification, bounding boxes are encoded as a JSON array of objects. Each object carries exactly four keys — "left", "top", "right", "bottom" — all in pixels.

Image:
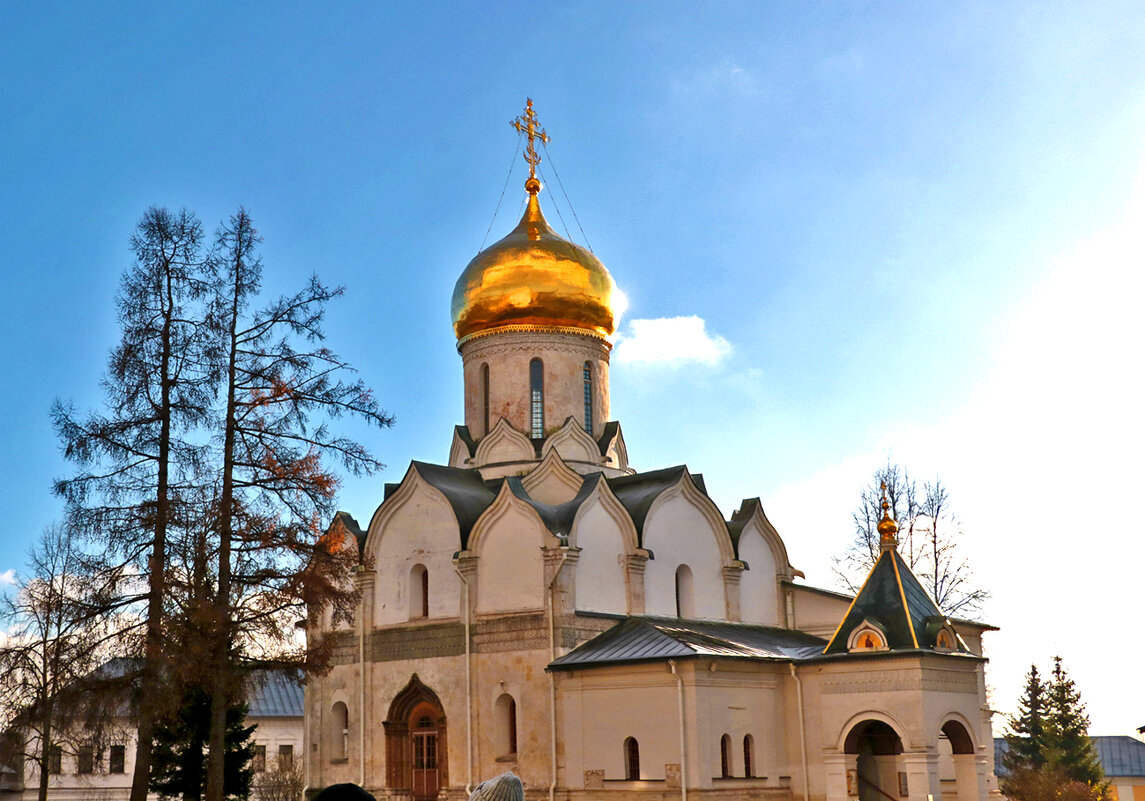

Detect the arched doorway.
[
  {"left": 385, "top": 675, "right": 448, "bottom": 801},
  {"left": 844, "top": 720, "right": 904, "bottom": 801}
]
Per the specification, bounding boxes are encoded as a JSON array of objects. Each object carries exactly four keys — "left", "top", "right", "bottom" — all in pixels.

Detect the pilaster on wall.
[
  {"left": 623, "top": 551, "right": 649, "bottom": 615},
  {"left": 722, "top": 563, "right": 744, "bottom": 622},
  {"left": 454, "top": 552, "right": 479, "bottom": 620},
  {"left": 823, "top": 753, "right": 857, "bottom": 801},
  {"left": 545, "top": 548, "right": 581, "bottom": 649},
  {"left": 353, "top": 568, "right": 377, "bottom": 785},
  {"left": 900, "top": 751, "right": 941, "bottom": 801}
]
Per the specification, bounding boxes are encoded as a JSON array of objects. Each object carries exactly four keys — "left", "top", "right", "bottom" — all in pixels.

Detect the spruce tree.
[
  {"left": 150, "top": 683, "right": 254, "bottom": 801},
  {"left": 1003, "top": 664, "right": 1047, "bottom": 772},
  {"left": 1044, "top": 656, "right": 1106, "bottom": 788}
]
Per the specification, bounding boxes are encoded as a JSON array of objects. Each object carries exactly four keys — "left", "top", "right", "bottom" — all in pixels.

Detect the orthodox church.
[{"left": 304, "top": 102, "right": 1000, "bottom": 801}]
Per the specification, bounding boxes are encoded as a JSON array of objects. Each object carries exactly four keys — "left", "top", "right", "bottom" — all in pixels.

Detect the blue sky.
[{"left": 3, "top": 3, "right": 1143, "bottom": 735}]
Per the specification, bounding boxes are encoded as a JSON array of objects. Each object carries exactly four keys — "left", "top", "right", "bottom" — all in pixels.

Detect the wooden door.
[{"left": 411, "top": 724, "right": 438, "bottom": 800}]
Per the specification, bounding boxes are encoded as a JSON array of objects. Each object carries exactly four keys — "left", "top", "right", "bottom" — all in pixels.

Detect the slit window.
[
  {"left": 530, "top": 358, "right": 544, "bottom": 438},
  {"left": 482, "top": 363, "right": 490, "bottom": 435},
  {"left": 583, "top": 362, "right": 593, "bottom": 435},
  {"left": 720, "top": 734, "right": 732, "bottom": 778},
  {"left": 675, "top": 564, "right": 695, "bottom": 618},
  {"left": 743, "top": 734, "right": 755, "bottom": 778},
  {"left": 411, "top": 564, "right": 429, "bottom": 619},
  {"left": 331, "top": 702, "right": 349, "bottom": 761},
  {"left": 624, "top": 737, "right": 640, "bottom": 780}
]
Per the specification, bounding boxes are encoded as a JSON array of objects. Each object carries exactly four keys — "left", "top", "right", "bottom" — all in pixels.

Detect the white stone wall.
[
  {"left": 366, "top": 477, "right": 463, "bottom": 625},
  {"left": 568, "top": 494, "right": 628, "bottom": 615},
  {"left": 737, "top": 520, "right": 780, "bottom": 626},
  {"left": 642, "top": 483, "right": 731, "bottom": 620}
]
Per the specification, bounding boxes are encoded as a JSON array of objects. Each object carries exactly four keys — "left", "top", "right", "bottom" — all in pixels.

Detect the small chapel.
[{"left": 304, "top": 101, "right": 1001, "bottom": 801}]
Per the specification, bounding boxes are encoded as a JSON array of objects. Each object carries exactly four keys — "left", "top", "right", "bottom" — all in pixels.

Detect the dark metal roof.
[
  {"left": 509, "top": 473, "right": 604, "bottom": 539},
  {"left": 822, "top": 549, "right": 970, "bottom": 656},
  {"left": 363, "top": 459, "right": 730, "bottom": 554},
  {"left": 727, "top": 498, "right": 762, "bottom": 559},
  {"left": 548, "top": 615, "right": 827, "bottom": 671},
  {"left": 410, "top": 461, "right": 497, "bottom": 548},
  {"left": 995, "top": 737, "right": 1145, "bottom": 778},
  {"left": 453, "top": 425, "right": 477, "bottom": 457},
  {"left": 595, "top": 421, "right": 621, "bottom": 456},
  {"left": 247, "top": 670, "right": 304, "bottom": 717}
]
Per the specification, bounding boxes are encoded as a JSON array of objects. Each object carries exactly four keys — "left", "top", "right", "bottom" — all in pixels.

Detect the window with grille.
[
  {"left": 624, "top": 737, "right": 640, "bottom": 780},
  {"left": 482, "top": 363, "right": 490, "bottom": 434},
  {"left": 583, "top": 362, "right": 593, "bottom": 435},
  {"left": 529, "top": 358, "right": 544, "bottom": 438}
]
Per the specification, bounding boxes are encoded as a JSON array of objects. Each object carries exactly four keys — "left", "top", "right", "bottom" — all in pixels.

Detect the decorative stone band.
[{"left": 456, "top": 323, "right": 613, "bottom": 351}]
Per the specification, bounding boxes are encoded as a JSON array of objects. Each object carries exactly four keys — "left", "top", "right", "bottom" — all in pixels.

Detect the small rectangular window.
[
  {"left": 109, "top": 745, "right": 125, "bottom": 774},
  {"left": 252, "top": 745, "right": 266, "bottom": 772},
  {"left": 77, "top": 745, "right": 94, "bottom": 774},
  {"left": 48, "top": 746, "right": 62, "bottom": 775},
  {"left": 278, "top": 744, "right": 293, "bottom": 771}
]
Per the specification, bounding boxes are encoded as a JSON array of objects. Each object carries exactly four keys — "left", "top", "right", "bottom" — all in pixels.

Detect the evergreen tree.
[
  {"left": 150, "top": 683, "right": 255, "bottom": 801},
  {"left": 1044, "top": 656, "right": 1106, "bottom": 788},
  {"left": 1002, "top": 658, "right": 1108, "bottom": 801},
  {"left": 1003, "top": 664, "right": 1047, "bottom": 772}
]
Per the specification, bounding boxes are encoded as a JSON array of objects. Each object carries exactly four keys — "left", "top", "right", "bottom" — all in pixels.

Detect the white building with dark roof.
[
  {"left": 3, "top": 670, "right": 302, "bottom": 801},
  {"left": 304, "top": 102, "right": 1001, "bottom": 801}
]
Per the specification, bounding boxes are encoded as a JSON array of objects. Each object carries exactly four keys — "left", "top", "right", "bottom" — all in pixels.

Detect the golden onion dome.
[
  {"left": 877, "top": 488, "right": 899, "bottom": 550},
  {"left": 451, "top": 186, "right": 618, "bottom": 342}
]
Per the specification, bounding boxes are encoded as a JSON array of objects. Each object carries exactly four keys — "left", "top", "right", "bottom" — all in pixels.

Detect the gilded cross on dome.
[{"left": 511, "top": 98, "right": 550, "bottom": 194}]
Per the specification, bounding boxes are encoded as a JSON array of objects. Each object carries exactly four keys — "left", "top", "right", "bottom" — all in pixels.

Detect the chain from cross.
[{"left": 511, "top": 98, "right": 551, "bottom": 179}]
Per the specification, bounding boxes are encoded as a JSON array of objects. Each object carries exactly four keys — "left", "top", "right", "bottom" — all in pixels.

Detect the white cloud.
[
  {"left": 613, "top": 316, "right": 732, "bottom": 366},
  {"left": 0, "top": 569, "right": 15, "bottom": 587}
]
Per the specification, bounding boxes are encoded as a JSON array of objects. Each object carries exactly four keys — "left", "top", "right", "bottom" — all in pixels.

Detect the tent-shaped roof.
[{"left": 822, "top": 548, "right": 970, "bottom": 655}]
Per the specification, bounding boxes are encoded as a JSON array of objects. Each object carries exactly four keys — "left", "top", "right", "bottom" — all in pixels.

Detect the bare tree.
[
  {"left": 52, "top": 207, "right": 213, "bottom": 801},
  {"left": 0, "top": 525, "right": 122, "bottom": 801},
  {"left": 833, "top": 462, "right": 988, "bottom": 617},
  {"left": 202, "top": 209, "right": 391, "bottom": 801},
  {"left": 255, "top": 758, "right": 304, "bottom": 801}
]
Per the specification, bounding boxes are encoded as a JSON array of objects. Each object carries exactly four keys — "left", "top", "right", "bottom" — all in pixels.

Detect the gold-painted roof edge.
[{"left": 456, "top": 323, "right": 613, "bottom": 351}]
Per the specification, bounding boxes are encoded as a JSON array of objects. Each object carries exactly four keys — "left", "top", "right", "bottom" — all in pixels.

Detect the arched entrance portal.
[
  {"left": 844, "top": 720, "right": 904, "bottom": 801},
  {"left": 385, "top": 675, "right": 448, "bottom": 801},
  {"left": 939, "top": 719, "right": 982, "bottom": 801}
]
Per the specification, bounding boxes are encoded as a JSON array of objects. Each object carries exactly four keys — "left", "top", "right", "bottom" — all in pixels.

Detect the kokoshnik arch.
[{"left": 304, "top": 100, "right": 1003, "bottom": 801}]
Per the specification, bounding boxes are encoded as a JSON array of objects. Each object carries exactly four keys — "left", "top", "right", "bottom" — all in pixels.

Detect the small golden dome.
[
  {"left": 451, "top": 190, "right": 618, "bottom": 342},
  {"left": 877, "top": 485, "right": 899, "bottom": 551},
  {"left": 878, "top": 510, "right": 899, "bottom": 540}
]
